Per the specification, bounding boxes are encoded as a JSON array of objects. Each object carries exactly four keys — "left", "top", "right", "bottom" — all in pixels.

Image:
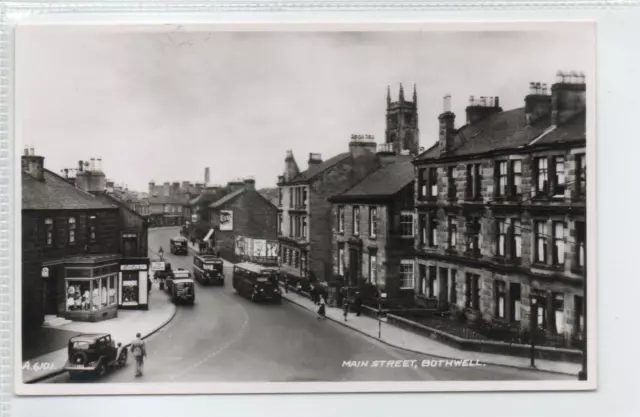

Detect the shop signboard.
[
  {"left": 151, "top": 262, "right": 166, "bottom": 272},
  {"left": 220, "top": 210, "right": 233, "bottom": 231}
]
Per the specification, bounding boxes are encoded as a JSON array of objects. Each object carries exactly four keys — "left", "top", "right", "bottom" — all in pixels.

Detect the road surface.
[{"left": 45, "top": 227, "right": 571, "bottom": 383}]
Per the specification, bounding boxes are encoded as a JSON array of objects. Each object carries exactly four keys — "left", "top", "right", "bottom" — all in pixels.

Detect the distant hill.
[{"left": 259, "top": 187, "right": 279, "bottom": 206}]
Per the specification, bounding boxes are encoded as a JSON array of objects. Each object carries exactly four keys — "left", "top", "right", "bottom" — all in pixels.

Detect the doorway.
[{"left": 348, "top": 248, "right": 360, "bottom": 286}]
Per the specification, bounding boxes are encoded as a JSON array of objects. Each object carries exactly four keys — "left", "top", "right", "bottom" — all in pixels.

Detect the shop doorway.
[{"left": 348, "top": 248, "right": 360, "bottom": 286}]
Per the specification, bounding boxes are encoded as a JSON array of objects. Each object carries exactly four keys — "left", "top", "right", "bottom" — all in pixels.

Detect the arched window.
[{"left": 404, "top": 131, "right": 414, "bottom": 150}]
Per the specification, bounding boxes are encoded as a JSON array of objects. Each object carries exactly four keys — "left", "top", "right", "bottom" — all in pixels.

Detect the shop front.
[
  {"left": 61, "top": 255, "right": 121, "bottom": 323},
  {"left": 51, "top": 255, "right": 150, "bottom": 323},
  {"left": 119, "top": 257, "right": 150, "bottom": 310}
]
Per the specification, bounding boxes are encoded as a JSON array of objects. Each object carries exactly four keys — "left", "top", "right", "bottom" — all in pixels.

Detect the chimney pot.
[
  {"left": 494, "top": 96, "right": 500, "bottom": 108},
  {"left": 443, "top": 94, "right": 451, "bottom": 113},
  {"left": 23, "top": 147, "right": 28, "bottom": 156}
]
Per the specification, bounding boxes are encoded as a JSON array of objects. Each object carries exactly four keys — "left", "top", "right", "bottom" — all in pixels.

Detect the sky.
[{"left": 16, "top": 24, "right": 594, "bottom": 192}]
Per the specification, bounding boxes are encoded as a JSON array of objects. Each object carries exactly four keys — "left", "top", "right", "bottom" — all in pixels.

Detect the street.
[{"left": 43, "top": 227, "right": 571, "bottom": 383}]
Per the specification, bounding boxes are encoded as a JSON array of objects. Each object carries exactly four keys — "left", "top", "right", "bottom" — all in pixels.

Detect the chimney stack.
[
  {"left": 205, "top": 167, "right": 210, "bottom": 185},
  {"left": 438, "top": 94, "right": 456, "bottom": 155},
  {"left": 283, "top": 150, "right": 300, "bottom": 183},
  {"left": 525, "top": 80, "right": 552, "bottom": 126},
  {"left": 308, "top": 153, "right": 323, "bottom": 167},
  {"left": 551, "top": 70, "right": 586, "bottom": 125},
  {"left": 96, "top": 158, "right": 102, "bottom": 172},
  {"left": 349, "top": 134, "right": 377, "bottom": 159},
  {"left": 90, "top": 158, "right": 95, "bottom": 171},
  {"left": 465, "top": 94, "right": 502, "bottom": 125},
  {"left": 243, "top": 177, "right": 256, "bottom": 190},
  {"left": 21, "top": 147, "right": 45, "bottom": 181}
]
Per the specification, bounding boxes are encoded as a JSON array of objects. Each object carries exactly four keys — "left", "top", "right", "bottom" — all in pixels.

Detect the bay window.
[{"left": 66, "top": 274, "right": 117, "bottom": 312}]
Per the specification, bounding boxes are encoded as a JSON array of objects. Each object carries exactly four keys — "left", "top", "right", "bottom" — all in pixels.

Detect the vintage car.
[
  {"left": 150, "top": 259, "right": 173, "bottom": 290},
  {"left": 233, "top": 262, "right": 282, "bottom": 304},
  {"left": 165, "top": 268, "right": 195, "bottom": 305},
  {"left": 193, "top": 254, "right": 225, "bottom": 286},
  {"left": 64, "top": 333, "right": 128, "bottom": 379},
  {"left": 170, "top": 236, "right": 189, "bottom": 255}
]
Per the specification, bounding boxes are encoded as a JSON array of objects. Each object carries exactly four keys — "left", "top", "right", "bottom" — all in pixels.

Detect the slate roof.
[
  {"left": 22, "top": 170, "right": 117, "bottom": 211},
  {"left": 94, "top": 192, "right": 146, "bottom": 221},
  {"left": 209, "top": 188, "right": 245, "bottom": 209},
  {"left": 286, "top": 152, "right": 350, "bottom": 185},
  {"left": 416, "top": 108, "right": 586, "bottom": 161},
  {"left": 330, "top": 160, "right": 415, "bottom": 202}
]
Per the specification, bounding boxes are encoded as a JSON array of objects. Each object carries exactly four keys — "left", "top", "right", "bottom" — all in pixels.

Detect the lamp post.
[
  {"left": 530, "top": 296, "right": 537, "bottom": 368},
  {"left": 378, "top": 292, "right": 386, "bottom": 339}
]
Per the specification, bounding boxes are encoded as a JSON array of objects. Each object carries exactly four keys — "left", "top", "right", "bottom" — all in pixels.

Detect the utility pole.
[{"left": 530, "top": 296, "right": 537, "bottom": 368}]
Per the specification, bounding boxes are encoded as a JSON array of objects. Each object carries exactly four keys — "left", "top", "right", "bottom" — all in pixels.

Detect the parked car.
[{"left": 64, "top": 333, "right": 128, "bottom": 380}]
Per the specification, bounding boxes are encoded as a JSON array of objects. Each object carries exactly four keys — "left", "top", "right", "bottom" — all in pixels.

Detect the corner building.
[{"left": 413, "top": 75, "right": 586, "bottom": 346}]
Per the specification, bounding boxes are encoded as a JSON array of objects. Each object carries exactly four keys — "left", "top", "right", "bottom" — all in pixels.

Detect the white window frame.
[
  {"left": 353, "top": 206, "right": 361, "bottom": 236},
  {"left": 368, "top": 251, "right": 377, "bottom": 284},
  {"left": 399, "top": 260, "right": 415, "bottom": 289},
  {"left": 68, "top": 217, "right": 76, "bottom": 244},
  {"left": 338, "top": 206, "right": 345, "bottom": 233},
  {"left": 400, "top": 211, "right": 415, "bottom": 238},
  {"left": 369, "top": 207, "right": 378, "bottom": 238}
]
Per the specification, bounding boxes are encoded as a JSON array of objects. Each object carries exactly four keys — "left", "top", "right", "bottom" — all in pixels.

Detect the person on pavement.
[
  {"left": 342, "top": 297, "right": 350, "bottom": 322},
  {"left": 317, "top": 298, "right": 326, "bottom": 320},
  {"left": 130, "top": 333, "right": 147, "bottom": 377}
]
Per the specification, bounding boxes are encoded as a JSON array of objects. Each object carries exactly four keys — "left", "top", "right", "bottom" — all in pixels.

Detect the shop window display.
[{"left": 66, "top": 274, "right": 118, "bottom": 312}]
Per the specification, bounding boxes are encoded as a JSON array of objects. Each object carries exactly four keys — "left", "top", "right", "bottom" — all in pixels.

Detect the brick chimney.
[
  {"left": 438, "top": 94, "right": 456, "bottom": 155},
  {"left": 349, "top": 134, "right": 377, "bottom": 159},
  {"left": 21, "top": 147, "right": 45, "bottom": 181},
  {"left": 171, "top": 182, "right": 180, "bottom": 196},
  {"left": 227, "top": 179, "right": 245, "bottom": 192},
  {"left": 163, "top": 182, "right": 170, "bottom": 197},
  {"left": 525, "top": 82, "right": 552, "bottom": 125},
  {"left": 283, "top": 150, "right": 300, "bottom": 183},
  {"left": 148, "top": 181, "right": 155, "bottom": 195},
  {"left": 465, "top": 95, "right": 502, "bottom": 125},
  {"left": 551, "top": 71, "right": 586, "bottom": 126}
]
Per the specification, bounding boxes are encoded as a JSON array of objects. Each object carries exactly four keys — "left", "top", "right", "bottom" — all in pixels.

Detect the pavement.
[
  {"left": 279, "top": 287, "right": 582, "bottom": 376},
  {"left": 22, "top": 261, "right": 177, "bottom": 383},
  {"left": 39, "top": 227, "right": 570, "bottom": 383}
]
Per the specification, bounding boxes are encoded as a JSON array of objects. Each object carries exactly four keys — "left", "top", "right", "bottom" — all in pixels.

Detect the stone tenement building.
[
  {"left": 276, "top": 137, "right": 382, "bottom": 284},
  {"left": 328, "top": 155, "right": 415, "bottom": 305},
  {"left": 413, "top": 72, "right": 586, "bottom": 345}
]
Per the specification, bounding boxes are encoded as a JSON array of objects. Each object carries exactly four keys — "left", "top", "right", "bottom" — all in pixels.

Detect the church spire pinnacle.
[
  {"left": 413, "top": 84, "right": 417, "bottom": 106},
  {"left": 387, "top": 85, "right": 391, "bottom": 108},
  {"left": 399, "top": 83, "right": 405, "bottom": 102}
]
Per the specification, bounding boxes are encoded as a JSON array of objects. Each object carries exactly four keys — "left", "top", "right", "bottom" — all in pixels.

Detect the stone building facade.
[
  {"left": 22, "top": 151, "right": 150, "bottom": 328},
  {"left": 413, "top": 74, "right": 586, "bottom": 345},
  {"left": 207, "top": 179, "right": 279, "bottom": 264},
  {"left": 329, "top": 157, "right": 415, "bottom": 305},
  {"left": 277, "top": 137, "right": 382, "bottom": 284}
]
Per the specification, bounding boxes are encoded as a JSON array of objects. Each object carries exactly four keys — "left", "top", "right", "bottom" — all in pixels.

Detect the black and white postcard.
[{"left": 13, "top": 21, "right": 596, "bottom": 395}]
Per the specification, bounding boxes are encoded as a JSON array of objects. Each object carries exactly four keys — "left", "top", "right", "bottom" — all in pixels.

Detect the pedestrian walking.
[
  {"left": 130, "top": 333, "right": 147, "bottom": 377},
  {"left": 354, "top": 291, "right": 362, "bottom": 316},
  {"left": 310, "top": 284, "right": 318, "bottom": 305},
  {"left": 342, "top": 298, "right": 350, "bottom": 322},
  {"left": 316, "top": 298, "right": 326, "bottom": 320}
]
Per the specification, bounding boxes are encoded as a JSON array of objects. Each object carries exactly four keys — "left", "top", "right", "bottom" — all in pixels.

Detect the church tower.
[{"left": 385, "top": 84, "right": 419, "bottom": 155}]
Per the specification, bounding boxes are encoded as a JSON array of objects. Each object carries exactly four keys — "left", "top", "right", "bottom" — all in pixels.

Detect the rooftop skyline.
[{"left": 16, "top": 24, "right": 593, "bottom": 191}]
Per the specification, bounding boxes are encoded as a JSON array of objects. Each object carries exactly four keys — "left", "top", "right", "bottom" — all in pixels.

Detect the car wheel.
[
  {"left": 118, "top": 350, "right": 128, "bottom": 366},
  {"left": 70, "top": 351, "right": 88, "bottom": 366},
  {"left": 96, "top": 362, "right": 107, "bottom": 378}
]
